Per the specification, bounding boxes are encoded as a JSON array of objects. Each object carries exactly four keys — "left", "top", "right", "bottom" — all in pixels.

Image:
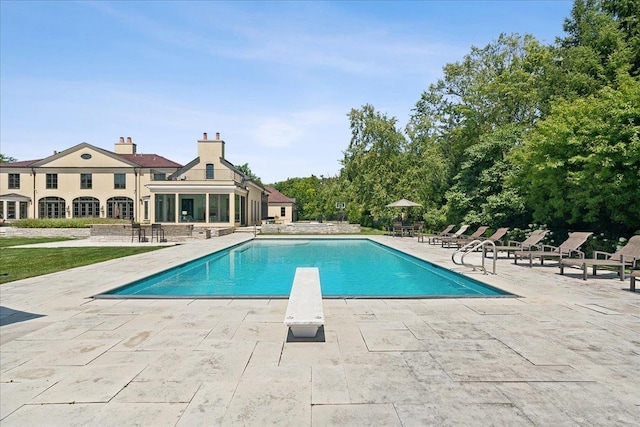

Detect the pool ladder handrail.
[{"left": 451, "top": 239, "right": 497, "bottom": 275}]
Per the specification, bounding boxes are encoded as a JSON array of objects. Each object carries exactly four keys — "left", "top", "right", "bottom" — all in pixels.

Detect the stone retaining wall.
[
  {"left": 89, "top": 224, "right": 235, "bottom": 242},
  {"left": 0, "top": 227, "right": 90, "bottom": 238},
  {"left": 261, "top": 223, "right": 361, "bottom": 234},
  {"left": 0, "top": 225, "right": 236, "bottom": 241}
]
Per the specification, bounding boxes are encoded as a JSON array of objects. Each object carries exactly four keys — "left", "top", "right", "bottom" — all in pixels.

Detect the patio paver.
[{"left": 1, "top": 233, "right": 639, "bottom": 426}]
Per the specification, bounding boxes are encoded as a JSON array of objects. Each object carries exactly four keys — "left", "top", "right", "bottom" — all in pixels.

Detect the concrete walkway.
[{"left": 1, "top": 234, "right": 638, "bottom": 426}]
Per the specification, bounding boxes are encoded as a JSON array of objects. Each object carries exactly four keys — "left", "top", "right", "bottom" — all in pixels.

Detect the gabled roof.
[
  {"left": 265, "top": 186, "right": 295, "bottom": 204},
  {"left": 30, "top": 142, "right": 139, "bottom": 167},
  {"left": 118, "top": 154, "right": 182, "bottom": 168},
  {"left": 0, "top": 143, "right": 182, "bottom": 169},
  {"left": 0, "top": 159, "right": 41, "bottom": 168},
  {"left": 169, "top": 157, "right": 200, "bottom": 180}
]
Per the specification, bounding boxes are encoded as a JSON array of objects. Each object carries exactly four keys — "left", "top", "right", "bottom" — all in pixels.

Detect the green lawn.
[{"left": 0, "top": 237, "right": 164, "bottom": 284}]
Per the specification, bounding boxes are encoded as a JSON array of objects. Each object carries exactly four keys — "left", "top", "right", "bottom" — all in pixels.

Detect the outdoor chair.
[
  {"left": 484, "top": 229, "right": 548, "bottom": 259},
  {"left": 392, "top": 222, "right": 403, "bottom": 237},
  {"left": 631, "top": 270, "right": 640, "bottom": 291},
  {"left": 514, "top": 231, "right": 593, "bottom": 267},
  {"left": 559, "top": 235, "right": 640, "bottom": 281},
  {"left": 419, "top": 224, "right": 455, "bottom": 244},
  {"left": 131, "top": 223, "right": 147, "bottom": 243},
  {"left": 441, "top": 225, "right": 489, "bottom": 248},
  {"left": 450, "top": 226, "right": 508, "bottom": 249},
  {"left": 428, "top": 225, "right": 467, "bottom": 245},
  {"left": 151, "top": 223, "right": 166, "bottom": 243}
]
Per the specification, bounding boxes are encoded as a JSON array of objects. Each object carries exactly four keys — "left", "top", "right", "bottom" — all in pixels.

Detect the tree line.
[{"left": 273, "top": 0, "right": 639, "bottom": 238}]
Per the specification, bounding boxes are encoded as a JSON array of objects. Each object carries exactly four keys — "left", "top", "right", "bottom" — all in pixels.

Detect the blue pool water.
[{"left": 100, "top": 239, "right": 511, "bottom": 298}]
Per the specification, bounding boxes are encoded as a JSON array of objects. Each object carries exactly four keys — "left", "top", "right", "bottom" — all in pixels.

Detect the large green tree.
[
  {"left": 411, "top": 34, "right": 555, "bottom": 227},
  {"left": 340, "top": 105, "right": 408, "bottom": 222},
  {"left": 512, "top": 75, "right": 640, "bottom": 235}
]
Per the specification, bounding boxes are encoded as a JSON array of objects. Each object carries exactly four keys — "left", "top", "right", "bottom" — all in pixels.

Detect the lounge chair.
[
  {"left": 420, "top": 224, "right": 455, "bottom": 244},
  {"left": 559, "top": 235, "right": 640, "bottom": 281},
  {"left": 429, "top": 225, "right": 469, "bottom": 245},
  {"left": 462, "top": 226, "right": 508, "bottom": 248},
  {"left": 484, "top": 229, "right": 548, "bottom": 259},
  {"left": 514, "top": 231, "right": 593, "bottom": 267},
  {"left": 441, "top": 226, "right": 489, "bottom": 248},
  {"left": 484, "top": 227, "right": 510, "bottom": 244},
  {"left": 631, "top": 270, "right": 639, "bottom": 291}
]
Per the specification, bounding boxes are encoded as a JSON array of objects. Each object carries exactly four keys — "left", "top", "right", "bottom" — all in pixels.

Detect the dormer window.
[{"left": 205, "top": 163, "right": 214, "bottom": 180}]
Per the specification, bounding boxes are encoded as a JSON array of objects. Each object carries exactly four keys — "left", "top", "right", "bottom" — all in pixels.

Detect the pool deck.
[{"left": 1, "top": 234, "right": 638, "bottom": 426}]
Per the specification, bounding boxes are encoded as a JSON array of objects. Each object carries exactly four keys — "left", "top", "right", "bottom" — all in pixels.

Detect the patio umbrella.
[
  {"left": 386, "top": 198, "right": 422, "bottom": 208},
  {"left": 386, "top": 198, "right": 422, "bottom": 221}
]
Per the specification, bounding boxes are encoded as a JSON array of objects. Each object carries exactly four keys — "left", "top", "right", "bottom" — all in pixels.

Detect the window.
[
  {"left": 80, "top": 173, "right": 92, "bottom": 189},
  {"left": 7, "top": 202, "right": 16, "bottom": 219},
  {"left": 280, "top": 207, "right": 286, "bottom": 217},
  {"left": 155, "top": 194, "right": 176, "bottom": 222},
  {"left": 153, "top": 172, "right": 166, "bottom": 181},
  {"left": 46, "top": 173, "right": 58, "bottom": 189},
  {"left": 179, "top": 194, "right": 206, "bottom": 222},
  {"left": 8, "top": 174, "right": 20, "bottom": 189},
  {"left": 73, "top": 197, "right": 100, "bottom": 218},
  {"left": 208, "top": 194, "right": 230, "bottom": 222},
  {"left": 114, "top": 173, "right": 126, "bottom": 189},
  {"left": 205, "top": 164, "right": 214, "bottom": 179},
  {"left": 107, "top": 197, "right": 134, "bottom": 219},
  {"left": 38, "top": 197, "right": 65, "bottom": 218}
]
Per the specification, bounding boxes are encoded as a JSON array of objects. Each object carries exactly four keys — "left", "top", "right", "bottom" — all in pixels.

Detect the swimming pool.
[{"left": 98, "top": 238, "right": 511, "bottom": 298}]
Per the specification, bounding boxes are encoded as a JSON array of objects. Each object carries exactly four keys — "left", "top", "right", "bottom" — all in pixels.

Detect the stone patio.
[{"left": 1, "top": 234, "right": 638, "bottom": 426}]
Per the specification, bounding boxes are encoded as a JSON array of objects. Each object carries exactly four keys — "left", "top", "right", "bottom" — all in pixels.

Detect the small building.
[
  {"left": 0, "top": 133, "right": 266, "bottom": 227},
  {"left": 265, "top": 185, "right": 296, "bottom": 223}
]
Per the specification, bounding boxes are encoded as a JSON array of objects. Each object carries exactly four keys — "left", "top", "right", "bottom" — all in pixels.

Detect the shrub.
[{"left": 9, "top": 218, "right": 130, "bottom": 228}]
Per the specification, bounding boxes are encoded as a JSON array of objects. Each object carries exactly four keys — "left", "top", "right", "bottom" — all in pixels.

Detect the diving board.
[{"left": 284, "top": 267, "right": 324, "bottom": 338}]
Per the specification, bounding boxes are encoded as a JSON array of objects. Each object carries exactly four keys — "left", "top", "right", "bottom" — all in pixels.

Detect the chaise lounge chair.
[
  {"left": 441, "top": 226, "right": 489, "bottom": 248},
  {"left": 429, "top": 225, "right": 469, "bottom": 245},
  {"left": 514, "top": 231, "right": 593, "bottom": 267},
  {"left": 559, "top": 235, "right": 640, "bottom": 281},
  {"left": 421, "top": 224, "right": 456, "bottom": 244},
  {"left": 484, "top": 229, "right": 548, "bottom": 259}
]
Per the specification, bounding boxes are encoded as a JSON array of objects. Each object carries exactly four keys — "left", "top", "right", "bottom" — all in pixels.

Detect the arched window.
[
  {"left": 73, "top": 197, "right": 100, "bottom": 218},
  {"left": 206, "top": 163, "right": 214, "bottom": 179},
  {"left": 107, "top": 197, "right": 134, "bottom": 220},
  {"left": 38, "top": 197, "right": 66, "bottom": 219}
]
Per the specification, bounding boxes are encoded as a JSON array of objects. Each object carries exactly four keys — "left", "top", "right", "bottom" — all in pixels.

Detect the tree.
[
  {"left": 235, "top": 163, "right": 262, "bottom": 184},
  {"left": 0, "top": 154, "right": 17, "bottom": 163},
  {"left": 512, "top": 75, "right": 640, "bottom": 236},
  {"left": 411, "top": 34, "right": 555, "bottom": 226},
  {"left": 273, "top": 176, "right": 322, "bottom": 220},
  {"left": 340, "top": 105, "right": 407, "bottom": 221}
]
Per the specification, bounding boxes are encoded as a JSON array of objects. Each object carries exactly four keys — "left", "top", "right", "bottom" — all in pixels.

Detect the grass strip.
[
  {"left": 0, "top": 237, "right": 74, "bottom": 248},
  {"left": 0, "top": 246, "right": 163, "bottom": 284}
]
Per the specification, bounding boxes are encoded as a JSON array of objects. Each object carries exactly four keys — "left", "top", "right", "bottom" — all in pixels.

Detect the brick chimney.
[{"left": 115, "top": 136, "right": 137, "bottom": 154}]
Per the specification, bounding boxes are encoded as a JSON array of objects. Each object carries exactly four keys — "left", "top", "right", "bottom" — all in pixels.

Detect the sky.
[{"left": 1, "top": 0, "right": 574, "bottom": 184}]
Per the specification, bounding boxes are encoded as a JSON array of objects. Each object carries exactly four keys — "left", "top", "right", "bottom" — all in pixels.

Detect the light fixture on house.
[{"left": 100, "top": 206, "right": 104, "bottom": 214}]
